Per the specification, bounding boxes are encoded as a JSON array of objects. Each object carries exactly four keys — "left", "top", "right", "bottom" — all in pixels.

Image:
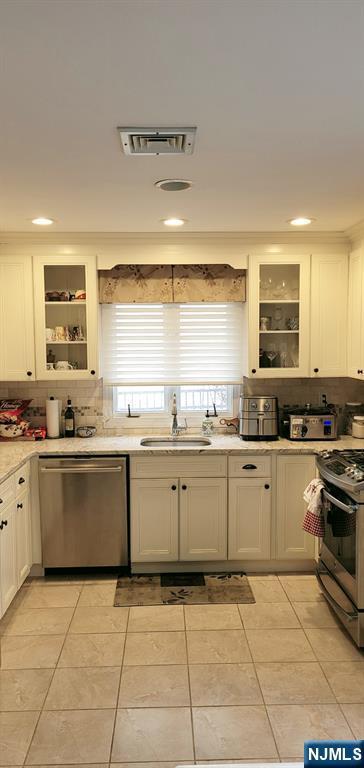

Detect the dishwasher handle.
[{"left": 40, "top": 466, "right": 122, "bottom": 474}]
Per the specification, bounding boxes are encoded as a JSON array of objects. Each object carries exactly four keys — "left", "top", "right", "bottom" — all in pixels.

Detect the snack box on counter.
[{"left": 0, "top": 398, "right": 47, "bottom": 441}]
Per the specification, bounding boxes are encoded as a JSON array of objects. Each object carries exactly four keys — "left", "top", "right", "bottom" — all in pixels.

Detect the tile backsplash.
[{"left": 1, "top": 377, "right": 364, "bottom": 436}]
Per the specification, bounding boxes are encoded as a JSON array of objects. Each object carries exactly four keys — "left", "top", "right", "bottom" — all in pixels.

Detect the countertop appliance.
[
  {"left": 39, "top": 455, "right": 128, "bottom": 568},
  {"left": 316, "top": 449, "right": 364, "bottom": 646},
  {"left": 281, "top": 404, "right": 337, "bottom": 440},
  {"left": 239, "top": 396, "right": 278, "bottom": 441}
]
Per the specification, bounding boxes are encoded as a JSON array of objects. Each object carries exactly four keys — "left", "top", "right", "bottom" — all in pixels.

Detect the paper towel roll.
[{"left": 46, "top": 397, "right": 61, "bottom": 438}]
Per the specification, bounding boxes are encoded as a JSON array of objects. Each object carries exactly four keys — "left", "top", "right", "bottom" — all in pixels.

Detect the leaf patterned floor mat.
[{"left": 114, "top": 572, "right": 255, "bottom": 606}]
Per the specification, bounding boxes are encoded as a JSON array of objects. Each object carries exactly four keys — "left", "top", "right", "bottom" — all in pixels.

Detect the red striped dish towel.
[{"left": 302, "top": 478, "right": 326, "bottom": 537}]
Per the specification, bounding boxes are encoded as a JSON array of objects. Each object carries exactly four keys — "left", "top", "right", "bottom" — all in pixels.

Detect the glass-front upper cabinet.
[
  {"left": 33, "top": 254, "right": 98, "bottom": 380},
  {"left": 248, "top": 254, "right": 310, "bottom": 377}
]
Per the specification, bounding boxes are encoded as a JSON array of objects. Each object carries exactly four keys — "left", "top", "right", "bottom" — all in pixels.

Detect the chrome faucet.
[{"left": 171, "top": 393, "right": 188, "bottom": 436}]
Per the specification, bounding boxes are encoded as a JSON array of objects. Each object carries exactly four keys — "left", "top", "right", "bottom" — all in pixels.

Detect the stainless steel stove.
[{"left": 316, "top": 449, "right": 364, "bottom": 647}]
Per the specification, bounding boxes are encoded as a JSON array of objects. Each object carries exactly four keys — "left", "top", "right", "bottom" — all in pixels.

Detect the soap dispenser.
[{"left": 202, "top": 408, "right": 214, "bottom": 436}]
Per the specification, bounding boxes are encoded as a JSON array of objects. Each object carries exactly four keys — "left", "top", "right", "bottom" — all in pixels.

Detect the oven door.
[{"left": 319, "top": 480, "right": 361, "bottom": 607}]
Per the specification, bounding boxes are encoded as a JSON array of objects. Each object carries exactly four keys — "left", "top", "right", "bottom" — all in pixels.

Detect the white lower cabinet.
[
  {"left": 130, "top": 452, "right": 317, "bottom": 567},
  {"left": 179, "top": 478, "right": 227, "bottom": 560},
  {"left": 131, "top": 476, "right": 227, "bottom": 563},
  {"left": 15, "top": 491, "right": 32, "bottom": 586},
  {"left": 0, "top": 500, "right": 18, "bottom": 615},
  {"left": 276, "top": 454, "right": 316, "bottom": 559},
  {"left": 131, "top": 479, "right": 179, "bottom": 562},
  {"left": 0, "top": 464, "right": 33, "bottom": 617},
  {"left": 228, "top": 478, "right": 271, "bottom": 560}
]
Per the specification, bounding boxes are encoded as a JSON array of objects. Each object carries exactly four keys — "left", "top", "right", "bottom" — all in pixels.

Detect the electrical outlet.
[{"left": 319, "top": 392, "right": 327, "bottom": 405}]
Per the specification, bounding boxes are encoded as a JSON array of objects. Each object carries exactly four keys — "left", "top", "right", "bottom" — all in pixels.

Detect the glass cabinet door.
[
  {"left": 249, "top": 256, "right": 310, "bottom": 377},
  {"left": 44, "top": 264, "right": 88, "bottom": 373},
  {"left": 33, "top": 254, "right": 98, "bottom": 380}
]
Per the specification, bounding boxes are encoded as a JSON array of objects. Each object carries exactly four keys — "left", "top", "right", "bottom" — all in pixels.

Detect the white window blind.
[{"left": 101, "top": 303, "right": 244, "bottom": 385}]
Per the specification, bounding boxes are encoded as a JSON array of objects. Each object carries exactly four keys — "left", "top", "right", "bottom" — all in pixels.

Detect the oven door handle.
[
  {"left": 316, "top": 567, "right": 357, "bottom": 621},
  {"left": 322, "top": 488, "right": 358, "bottom": 515}
]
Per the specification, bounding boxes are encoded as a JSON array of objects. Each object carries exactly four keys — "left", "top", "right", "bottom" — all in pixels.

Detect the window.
[
  {"left": 114, "top": 386, "right": 166, "bottom": 413},
  {"left": 101, "top": 302, "right": 244, "bottom": 385},
  {"left": 112, "top": 385, "right": 233, "bottom": 417}
]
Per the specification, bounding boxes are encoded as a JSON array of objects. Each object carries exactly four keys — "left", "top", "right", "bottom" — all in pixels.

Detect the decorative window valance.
[{"left": 98, "top": 264, "right": 246, "bottom": 303}]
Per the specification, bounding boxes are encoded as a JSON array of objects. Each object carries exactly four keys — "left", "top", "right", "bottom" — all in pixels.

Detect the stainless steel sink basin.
[{"left": 140, "top": 437, "right": 211, "bottom": 448}]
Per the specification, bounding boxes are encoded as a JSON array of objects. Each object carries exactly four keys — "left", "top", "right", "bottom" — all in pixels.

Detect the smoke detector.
[
  {"left": 155, "top": 179, "right": 192, "bottom": 191},
  {"left": 118, "top": 127, "right": 196, "bottom": 156}
]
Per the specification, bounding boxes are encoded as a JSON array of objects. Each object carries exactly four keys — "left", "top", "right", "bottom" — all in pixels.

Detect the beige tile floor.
[{"left": 0, "top": 572, "right": 363, "bottom": 766}]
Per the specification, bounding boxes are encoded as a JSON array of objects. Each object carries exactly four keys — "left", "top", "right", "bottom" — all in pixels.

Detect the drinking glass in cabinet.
[{"left": 259, "top": 264, "right": 300, "bottom": 301}]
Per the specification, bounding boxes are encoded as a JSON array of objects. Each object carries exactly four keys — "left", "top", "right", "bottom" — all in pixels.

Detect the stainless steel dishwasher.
[{"left": 39, "top": 455, "right": 128, "bottom": 568}]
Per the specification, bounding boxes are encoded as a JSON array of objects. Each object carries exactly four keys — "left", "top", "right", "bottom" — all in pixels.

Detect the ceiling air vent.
[{"left": 118, "top": 127, "right": 196, "bottom": 156}]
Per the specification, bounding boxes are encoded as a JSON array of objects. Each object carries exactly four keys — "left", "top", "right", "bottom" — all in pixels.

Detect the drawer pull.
[
  {"left": 2, "top": 519, "right": 8, "bottom": 526},
  {"left": 0, "top": 498, "right": 2, "bottom": 504},
  {"left": 182, "top": 484, "right": 187, "bottom": 490},
  {"left": 242, "top": 464, "right": 257, "bottom": 470},
  {"left": 171, "top": 485, "right": 177, "bottom": 491},
  {"left": 18, "top": 477, "right": 25, "bottom": 485},
  {"left": 264, "top": 483, "right": 270, "bottom": 490},
  {"left": 17, "top": 503, "right": 23, "bottom": 509}
]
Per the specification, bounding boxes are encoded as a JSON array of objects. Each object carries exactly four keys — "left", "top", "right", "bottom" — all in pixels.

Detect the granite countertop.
[{"left": 0, "top": 433, "right": 364, "bottom": 486}]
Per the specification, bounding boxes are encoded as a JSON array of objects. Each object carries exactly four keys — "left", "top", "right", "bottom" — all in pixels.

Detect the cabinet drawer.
[
  {"left": 14, "top": 463, "right": 30, "bottom": 497},
  {"left": 0, "top": 475, "right": 15, "bottom": 511},
  {"left": 228, "top": 455, "right": 271, "bottom": 477},
  {"left": 131, "top": 454, "right": 227, "bottom": 479}
]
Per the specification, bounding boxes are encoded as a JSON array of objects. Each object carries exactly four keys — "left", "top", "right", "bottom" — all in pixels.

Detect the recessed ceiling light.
[
  {"left": 155, "top": 179, "right": 193, "bottom": 192},
  {"left": 288, "top": 217, "right": 314, "bottom": 226},
  {"left": 31, "top": 217, "right": 54, "bottom": 226},
  {"left": 162, "top": 217, "right": 186, "bottom": 227}
]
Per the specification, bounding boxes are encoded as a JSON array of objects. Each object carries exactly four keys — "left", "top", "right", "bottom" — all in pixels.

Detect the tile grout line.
[
  {"left": 337, "top": 702, "right": 357, "bottom": 740},
  {"left": 184, "top": 605, "right": 197, "bottom": 764},
  {"left": 21, "top": 585, "right": 83, "bottom": 766},
  {"left": 242, "top": 598, "right": 282, "bottom": 760},
  {"left": 108, "top": 605, "right": 130, "bottom": 764}
]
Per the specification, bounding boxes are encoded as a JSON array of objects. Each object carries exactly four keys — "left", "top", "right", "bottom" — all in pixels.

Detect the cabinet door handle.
[
  {"left": 242, "top": 464, "right": 257, "bottom": 470},
  {"left": 358, "top": 369, "right": 363, "bottom": 375},
  {"left": 264, "top": 484, "right": 270, "bottom": 490},
  {"left": 181, "top": 484, "right": 187, "bottom": 490},
  {"left": 2, "top": 519, "right": 7, "bottom": 526},
  {"left": 17, "top": 503, "right": 23, "bottom": 509},
  {"left": 0, "top": 498, "right": 2, "bottom": 504},
  {"left": 171, "top": 484, "right": 177, "bottom": 491},
  {"left": 313, "top": 368, "right": 319, "bottom": 373},
  {"left": 0, "top": 521, "right": 3, "bottom": 530},
  {"left": 18, "top": 477, "right": 25, "bottom": 485},
  {"left": 90, "top": 370, "right": 96, "bottom": 375},
  {"left": 251, "top": 368, "right": 256, "bottom": 374},
  {"left": 26, "top": 371, "right": 32, "bottom": 377}
]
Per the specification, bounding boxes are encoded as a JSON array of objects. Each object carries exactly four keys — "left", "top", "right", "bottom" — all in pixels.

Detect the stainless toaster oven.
[{"left": 282, "top": 406, "right": 337, "bottom": 440}]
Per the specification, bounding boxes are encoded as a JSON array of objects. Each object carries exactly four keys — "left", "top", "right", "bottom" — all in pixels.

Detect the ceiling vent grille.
[{"left": 118, "top": 127, "right": 196, "bottom": 156}]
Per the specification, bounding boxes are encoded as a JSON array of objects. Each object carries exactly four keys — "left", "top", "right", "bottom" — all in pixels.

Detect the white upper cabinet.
[
  {"left": 0, "top": 255, "right": 35, "bottom": 381},
  {"left": 248, "top": 254, "right": 310, "bottom": 377},
  {"left": 310, "top": 252, "right": 348, "bottom": 378},
  {"left": 33, "top": 254, "right": 99, "bottom": 380},
  {"left": 347, "top": 246, "right": 364, "bottom": 379}
]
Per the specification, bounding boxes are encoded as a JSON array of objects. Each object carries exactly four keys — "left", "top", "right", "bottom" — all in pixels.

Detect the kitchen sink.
[{"left": 140, "top": 437, "right": 211, "bottom": 447}]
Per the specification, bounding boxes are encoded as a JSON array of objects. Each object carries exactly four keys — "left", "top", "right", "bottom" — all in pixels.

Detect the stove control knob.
[
  {"left": 356, "top": 472, "right": 364, "bottom": 481},
  {"left": 320, "top": 450, "right": 331, "bottom": 459}
]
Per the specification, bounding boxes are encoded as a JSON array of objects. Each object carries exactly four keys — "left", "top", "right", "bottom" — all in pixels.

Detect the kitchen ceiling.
[{"left": 0, "top": 0, "right": 363, "bottom": 233}]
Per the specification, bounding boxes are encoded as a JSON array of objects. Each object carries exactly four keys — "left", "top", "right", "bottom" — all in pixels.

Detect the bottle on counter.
[{"left": 64, "top": 398, "right": 75, "bottom": 437}]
